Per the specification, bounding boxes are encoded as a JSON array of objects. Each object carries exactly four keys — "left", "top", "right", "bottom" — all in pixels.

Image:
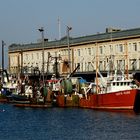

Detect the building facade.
[{"left": 8, "top": 27, "right": 140, "bottom": 78}]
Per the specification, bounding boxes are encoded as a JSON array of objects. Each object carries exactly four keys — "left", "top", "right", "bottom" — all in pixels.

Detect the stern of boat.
[{"left": 133, "top": 89, "right": 140, "bottom": 113}]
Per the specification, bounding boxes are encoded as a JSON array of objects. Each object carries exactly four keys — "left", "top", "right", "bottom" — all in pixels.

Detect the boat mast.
[
  {"left": 109, "top": 30, "right": 114, "bottom": 78},
  {"left": 38, "top": 27, "right": 45, "bottom": 87},
  {"left": 125, "top": 42, "right": 129, "bottom": 79},
  {"left": 95, "top": 42, "right": 99, "bottom": 94},
  {"left": 1, "top": 40, "right": 5, "bottom": 84}
]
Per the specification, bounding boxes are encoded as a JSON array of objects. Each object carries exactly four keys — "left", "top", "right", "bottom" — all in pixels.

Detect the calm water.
[{"left": 0, "top": 104, "right": 140, "bottom": 140}]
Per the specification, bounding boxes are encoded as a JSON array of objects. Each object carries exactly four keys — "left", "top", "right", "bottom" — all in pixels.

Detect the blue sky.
[{"left": 0, "top": 0, "right": 140, "bottom": 67}]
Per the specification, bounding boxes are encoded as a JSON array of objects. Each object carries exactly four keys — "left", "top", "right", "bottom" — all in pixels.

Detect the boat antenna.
[{"left": 58, "top": 17, "right": 61, "bottom": 40}]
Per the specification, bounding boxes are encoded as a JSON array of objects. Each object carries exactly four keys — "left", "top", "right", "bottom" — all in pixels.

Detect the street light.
[
  {"left": 67, "top": 26, "right": 72, "bottom": 74},
  {"left": 38, "top": 27, "right": 45, "bottom": 86}
]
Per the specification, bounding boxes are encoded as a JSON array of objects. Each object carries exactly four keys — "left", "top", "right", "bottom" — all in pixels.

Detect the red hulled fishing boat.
[
  {"left": 79, "top": 74, "right": 140, "bottom": 112},
  {"left": 79, "top": 44, "right": 140, "bottom": 112}
]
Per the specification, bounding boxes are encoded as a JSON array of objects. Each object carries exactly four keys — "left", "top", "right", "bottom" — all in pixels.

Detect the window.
[
  {"left": 117, "top": 60, "right": 125, "bottom": 70},
  {"left": 74, "top": 63, "right": 77, "bottom": 69},
  {"left": 87, "top": 62, "right": 92, "bottom": 71},
  {"left": 85, "top": 48, "right": 87, "bottom": 54},
  {"left": 133, "top": 43, "right": 137, "bottom": 51},
  {"left": 81, "top": 63, "right": 83, "bottom": 72},
  {"left": 77, "top": 63, "right": 80, "bottom": 71},
  {"left": 88, "top": 48, "right": 91, "bottom": 55},
  {"left": 139, "top": 42, "right": 140, "bottom": 47},
  {"left": 92, "top": 47, "right": 95, "bottom": 54},
  {"left": 78, "top": 49, "right": 80, "bottom": 56},
  {"left": 99, "top": 61, "right": 103, "bottom": 70},
  {"left": 109, "top": 45, "right": 113, "bottom": 53},
  {"left": 128, "top": 43, "right": 132, "bottom": 52},
  {"left": 67, "top": 49, "right": 71, "bottom": 55},
  {"left": 62, "top": 49, "right": 67, "bottom": 55},
  {"left": 61, "top": 50, "right": 64, "bottom": 55},
  {"left": 119, "top": 44, "right": 123, "bottom": 52},
  {"left": 99, "top": 46, "right": 103, "bottom": 54},
  {"left": 139, "top": 59, "right": 140, "bottom": 69},
  {"left": 85, "top": 62, "right": 87, "bottom": 71},
  {"left": 130, "top": 59, "right": 137, "bottom": 70},
  {"left": 128, "top": 43, "right": 131, "bottom": 47}
]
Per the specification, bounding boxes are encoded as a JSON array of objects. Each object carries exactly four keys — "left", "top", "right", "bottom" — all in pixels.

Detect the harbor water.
[{"left": 0, "top": 104, "right": 140, "bottom": 140}]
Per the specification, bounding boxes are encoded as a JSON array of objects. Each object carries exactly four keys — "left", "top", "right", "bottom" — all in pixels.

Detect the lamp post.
[
  {"left": 38, "top": 27, "right": 45, "bottom": 86},
  {"left": 67, "top": 26, "right": 72, "bottom": 74}
]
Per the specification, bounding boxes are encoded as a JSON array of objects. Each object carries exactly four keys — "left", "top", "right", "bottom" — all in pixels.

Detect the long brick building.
[{"left": 8, "top": 27, "right": 140, "bottom": 80}]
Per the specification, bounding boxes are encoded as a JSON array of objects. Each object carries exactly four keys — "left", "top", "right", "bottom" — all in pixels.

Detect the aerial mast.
[{"left": 58, "top": 17, "right": 61, "bottom": 40}]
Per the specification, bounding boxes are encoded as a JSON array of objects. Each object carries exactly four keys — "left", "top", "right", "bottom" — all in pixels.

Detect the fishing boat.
[
  {"left": 0, "top": 70, "right": 16, "bottom": 102},
  {"left": 79, "top": 44, "right": 140, "bottom": 113},
  {"left": 7, "top": 85, "right": 33, "bottom": 104},
  {"left": 79, "top": 71, "right": 140, "bottom": 113}
]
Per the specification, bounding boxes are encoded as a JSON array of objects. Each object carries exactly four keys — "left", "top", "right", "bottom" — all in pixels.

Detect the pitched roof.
[{"left": 9, "top": 27, "right": 140, "bottom": 52}]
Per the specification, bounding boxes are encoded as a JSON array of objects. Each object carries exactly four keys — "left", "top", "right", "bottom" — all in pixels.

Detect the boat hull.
[
  {"left": 79, "top": 89, "right": 140, "bottom": 112},
  {"left": 7, "top": 94, "right": 30, "bottom": 104},
  {"left": 56, "top": 94, "right": 79, "bottom": 107}
]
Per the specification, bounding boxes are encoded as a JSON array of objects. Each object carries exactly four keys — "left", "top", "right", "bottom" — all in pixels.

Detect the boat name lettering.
[{"left": 116, "top": 91, "right": 130, "bottom": 95}]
